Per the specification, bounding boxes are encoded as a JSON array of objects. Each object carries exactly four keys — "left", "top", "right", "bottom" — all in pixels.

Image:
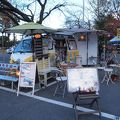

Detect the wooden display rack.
[{"left": 33, "top": 36, "right": 53, "bottom": 87}]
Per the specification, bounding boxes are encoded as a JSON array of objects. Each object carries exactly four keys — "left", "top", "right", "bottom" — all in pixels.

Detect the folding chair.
[
  {"left": 51, "top": 69, "right": 67, "bottom": 98},
  {"left": 102, "top": 68, "right": 114, "bottom": 85}
]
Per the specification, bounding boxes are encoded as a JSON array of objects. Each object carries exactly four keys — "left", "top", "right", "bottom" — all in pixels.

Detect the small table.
[
  {"left": 109, "top": 64, "right": 120, "bottom": 75},
  {"left": 38, "top": 67, "right": 59, "bottom": 87},
  {"left": 109, "top": 64, "right": 117, "bottom": 67},
  {"left": 60, "top": 63, "right": 78, "bottom": 68},
  {"left": 60, "top": 63, "right": 78, "bottom": 75},
  {"left": 101, "top": 68, "right": 114, "bottom": 85}
]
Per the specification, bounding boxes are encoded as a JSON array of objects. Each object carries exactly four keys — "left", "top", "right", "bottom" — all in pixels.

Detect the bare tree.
[
  {"left": 65, "top": 9, "right": 83, "bottom": 28},
  {"left": 107, "top": 0, "right": 120, "bottom": 20},
  {"left": 0, "top": 0, "right": 32, "bottom": 25},
  {"left": 0, "top": 0, "right": 67, "bottom": 26},
  {"left": 88, "top": 0, "right": 109, "bottom": 19},
  {"left": 64, "top": 3, "right": 92, "bottom": 29},
  {"left": 88, "top": 0, "right": 120, "bottom": 24},
  {"left": 87, "top": 0, "right": 120, "bottom": 34}
]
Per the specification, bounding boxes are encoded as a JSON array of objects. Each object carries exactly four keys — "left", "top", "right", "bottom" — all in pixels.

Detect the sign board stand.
[
  {"left": 72, "top": 92, "right": 101, "bottom": 120},
  {"left": 67, "top": 68, "right": 101, "bottom": 120},
  {"left": 17, "top": 62, "right": 36, "bottom": 96}
]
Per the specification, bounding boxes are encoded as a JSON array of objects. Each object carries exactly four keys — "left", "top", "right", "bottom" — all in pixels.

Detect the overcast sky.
[{"left": 43, "top": 0, "right": 90, "bottom": 29}]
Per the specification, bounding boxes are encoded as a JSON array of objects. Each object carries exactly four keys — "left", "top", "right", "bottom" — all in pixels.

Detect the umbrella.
[
  {"left": 5, "top": 22, "right": 57, "bottom": 35},
  {"left": 109, "top": 36, "right": 120, "bottom": 43}
]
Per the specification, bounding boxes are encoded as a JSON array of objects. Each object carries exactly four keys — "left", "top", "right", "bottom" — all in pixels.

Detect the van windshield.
[{"left": 14, "top": 38, "right": 32, "bottom": 53}]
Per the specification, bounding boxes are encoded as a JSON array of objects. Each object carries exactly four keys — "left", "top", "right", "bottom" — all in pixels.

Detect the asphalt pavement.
[
  {"left": 0, "top": 53, "right": 120, "bottom": 120},
  {"left": 0, "top": 88, "right": 112, "bottom": 120},
  {"left": 0, "top": 70, "right": 120, "bottom": 120}
]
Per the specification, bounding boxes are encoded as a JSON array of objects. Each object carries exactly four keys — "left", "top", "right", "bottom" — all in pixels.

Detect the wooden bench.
[{"left": 0, "top": 63, "right": 19, "bottom": 89}]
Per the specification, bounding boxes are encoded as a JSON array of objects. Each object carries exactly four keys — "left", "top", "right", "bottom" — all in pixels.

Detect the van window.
[
  {"left": 68, "top": 40, "right": 77, "bottom": 50},
  {"left": 14, "top": 38, "right": 32, "bottom": 53}
]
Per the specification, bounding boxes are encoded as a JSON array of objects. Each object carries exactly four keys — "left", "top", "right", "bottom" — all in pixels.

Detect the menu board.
[
  {"left": 17, "top": 62, "right": 36, "bottom": 96},
  {"left": 67, "top": 68, "right": 99, "bottom": 94}
]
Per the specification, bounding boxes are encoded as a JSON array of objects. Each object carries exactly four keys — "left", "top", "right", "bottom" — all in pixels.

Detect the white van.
[
  {"left": 9, "top": 34, "right": 86, "bottom": 66},
  {"left": 10, "top": 36, "right": 33, "bottom": 63},
  {"left": 10, "top": 30, "right": 98, "bottom": 66},
  {"left": 10, "top": 34, "right": 54, "bottom": 64}
]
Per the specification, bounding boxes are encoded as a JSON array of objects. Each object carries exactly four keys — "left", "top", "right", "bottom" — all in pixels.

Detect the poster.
[
  {"left": 17, "top": 62, "right": 36, "bottom": 96},
  {"left": 67, "top": 68, "right": 99, "bottom": 94}
]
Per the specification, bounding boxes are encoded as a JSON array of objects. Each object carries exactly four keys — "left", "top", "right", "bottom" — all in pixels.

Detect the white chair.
[{"left": 51, "top": 69, "right": 67, "bottom": 98}]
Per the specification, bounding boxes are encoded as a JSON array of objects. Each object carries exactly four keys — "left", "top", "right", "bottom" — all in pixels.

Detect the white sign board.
[
  {"left": 17, "top": 62, "right": 36, "bottom": 96},
  {"left": 67, "top": 68, "right": 99, "bottom": 94}
]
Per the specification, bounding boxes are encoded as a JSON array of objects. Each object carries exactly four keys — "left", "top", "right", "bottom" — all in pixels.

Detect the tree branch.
[
  {"left": 0, "top": 0, "right": 32, "bottom": 23},
  {"left": 43, "top": 3, "right": 66, "bottom": 21}
]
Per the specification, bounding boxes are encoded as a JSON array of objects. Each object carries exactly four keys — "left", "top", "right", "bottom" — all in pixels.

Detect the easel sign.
[
  {"left": 17, "top": 62, "right": 36, "bottom": 96},
  {"left": 67, "top": 68, "right": 99, "bottom": 94}
]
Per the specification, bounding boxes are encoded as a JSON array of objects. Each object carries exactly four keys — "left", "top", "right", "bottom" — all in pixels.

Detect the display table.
[
  {"left": 60, "top": 63, "right": 78, "bottom": 75},
  {"left": 60, "top": 63, "right": 78, "bottom": 68},
  {"left": 38, "top": 67, "right": 59, "bottom": 87},
  {"left": 101, "top": 68, "right": 115, "bottom": 85}
]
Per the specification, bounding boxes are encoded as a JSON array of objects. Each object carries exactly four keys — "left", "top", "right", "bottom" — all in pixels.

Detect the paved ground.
[
  {"left": 0, "top": 68, "right": 120, "bottom": 120},
  {"left": 0, "top": 53, "right": 120, "bottom": 120},
  {"left": 0, "top": 90, "right": 75, "bottom": 120},
  {"left": 0, "top": 89, "right": 111, "bottom": 120}
]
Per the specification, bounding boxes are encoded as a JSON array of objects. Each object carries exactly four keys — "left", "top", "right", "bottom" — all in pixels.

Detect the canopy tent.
[
  {"left": 109, "top": 36, "right": 120, "bottom": 43},
  {"left": 5, "top": 22, "right": 57, "bottom": 35}
]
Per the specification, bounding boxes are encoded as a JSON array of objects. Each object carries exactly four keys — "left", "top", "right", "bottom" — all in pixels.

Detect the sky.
[
  {"left": 10, "top": 0, "right": 90, "bottom": 29},
  {"left": 43, "top": 11, "right": 65, "bottom": 29},
  {"left": 43, "top": 0, "right": 90, "bottom": 29},
  {"left": 17, "top": 0, "right": 90, "bottom": 40},
  {"left": 2, "top": 0, "right": 90, "bottom": 41}
]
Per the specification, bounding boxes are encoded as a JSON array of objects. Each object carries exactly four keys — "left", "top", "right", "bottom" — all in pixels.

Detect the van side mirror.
[{"left": 19, "top": 50, "right": 24, "bottom": 53}]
